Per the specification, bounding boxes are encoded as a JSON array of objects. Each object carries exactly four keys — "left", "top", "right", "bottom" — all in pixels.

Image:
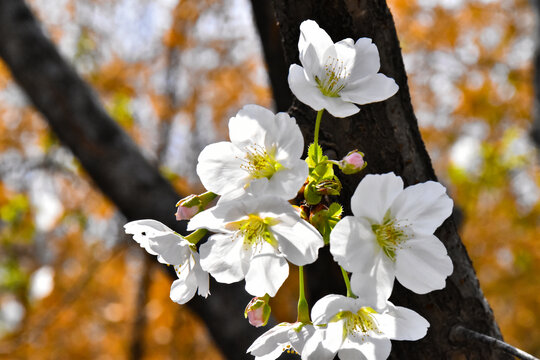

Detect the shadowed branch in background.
[
  {"left": 0, "top": 0, "right": 264, "bottom": 358},
  {"left": 450, "top": 326, "right": 540, "bottom": 360},
  {"left": 531, "top": 0, "right": 540, "bottom": 150}
]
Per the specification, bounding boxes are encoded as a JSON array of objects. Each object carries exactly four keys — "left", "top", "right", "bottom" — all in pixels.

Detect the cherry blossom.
[
  {"left": 330, "top": 173, "right": 454, "bottom": 307},
  {"left": 196, "top": 104, "right": 308, "bottom": 201},
  {"left": 124, "top": 219, "right": 209, "bottom": 304},
  {"left": 288, "top": 20, "right": 398, "bottom": 117}
]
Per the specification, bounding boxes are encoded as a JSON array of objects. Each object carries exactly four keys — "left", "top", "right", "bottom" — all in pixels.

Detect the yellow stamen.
[
  {"left": 372, "top": 215, "right": 409, "bottom": 261},
  {"left": 335, "top": 307, "right": 381, "bottom": 339},
  {"left": 315, "top": 56, "right": 350, "bottom": 97},
  {"left": 240, "top": 144, "right": 283, "bottom": 180},
  {"left": 226, "top": 214, "right": 280, "bottom": 249}
]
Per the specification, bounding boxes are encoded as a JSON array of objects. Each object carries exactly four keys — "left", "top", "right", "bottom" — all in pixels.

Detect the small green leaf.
[{"left": 328, "top": 203, "right": 343, "bottom": 218}]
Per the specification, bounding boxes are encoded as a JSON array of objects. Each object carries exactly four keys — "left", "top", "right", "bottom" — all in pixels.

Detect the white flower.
[
  {"left": 187, "top": 195, "right": 324, "bottom": 297},
  {"left": 330, "top": 173, "right": 454, "bottom": 308},
  {"left": 124, "top": 219, "right": 210, "bottom": 304},
  {"left": 288, "top": 19, "right": 399, "bottom": 118},
  {"left": 305, "top": 294, "right": 429, "bottom": 360},
  {"left": 196, "top": 104, "right": 308, "bottom": 201},
  {"left": 247, "top": 322, "right": 333, "bottom": 360}
]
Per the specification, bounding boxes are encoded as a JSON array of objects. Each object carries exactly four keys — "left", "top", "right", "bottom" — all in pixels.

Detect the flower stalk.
[
  {"left": 341, "top": 267, "right": 355, "bottom": 298},
  {"left": 297, "top": 266, "right": 311, "bottom": 323},
  {"left": 184, "top": 228, "right": 207, "bottom": 245},
  {"left": 313, "top": 109, "right": 324, "bottom": 165}
]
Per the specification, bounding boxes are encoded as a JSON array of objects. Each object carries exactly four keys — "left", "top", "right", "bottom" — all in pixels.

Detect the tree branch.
[
  {"left": 0, "top": 1, "right": 261, "bottom": 358},
  {"left": 450, "top": 326, "right": 540, "bottom": 360}
]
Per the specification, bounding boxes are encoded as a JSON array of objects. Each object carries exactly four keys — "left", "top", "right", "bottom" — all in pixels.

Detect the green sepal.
[
  {"left": 310, "top": 202, "right": 343, "bottom": 244},
  {"left": 304, "top": 182, "right": 322, "bottom": 205}
]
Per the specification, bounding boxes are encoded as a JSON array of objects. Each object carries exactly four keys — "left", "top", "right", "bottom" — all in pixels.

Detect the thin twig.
[{"left": 450, "top": 325, "right": 539, "bottom": 360}]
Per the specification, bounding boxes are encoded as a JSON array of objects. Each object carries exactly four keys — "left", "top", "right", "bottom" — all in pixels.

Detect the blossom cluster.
[{"left": 125, "top": 19, "right": 453, "bottom": 359}]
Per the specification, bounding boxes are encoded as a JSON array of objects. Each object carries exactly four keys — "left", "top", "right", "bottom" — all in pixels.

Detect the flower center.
[
  {"left": 315, "top": 56, "right": 350, "bottom": 97},
  {"left": 241, "top": 144, "right": 283, "bottom": 180},
  {"left": 226, "top": 214, "right": 279, "bottom": 249},
  {"left": 371, "top": 215, "right": 409, "bottom": 261},
  {"left": 335, "top": 307, "right": 380, "bottom": 338}
]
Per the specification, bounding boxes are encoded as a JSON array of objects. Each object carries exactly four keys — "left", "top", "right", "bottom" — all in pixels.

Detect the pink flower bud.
[
  {"left": 244, "top": 296, "right": 271, "bottom": 327},
  {"left": 247, "top": 306, "right": 265, "bottom": 327},
  {"left": 340, "top": 150, "right": 366, "bottom": 174},
  {"left": 175, "top": 204, "right": 200, "bottom": 221}
]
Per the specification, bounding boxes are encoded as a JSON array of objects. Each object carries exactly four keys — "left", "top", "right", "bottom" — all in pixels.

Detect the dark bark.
[
  {"left": 268, "top": 0, "right": 511, "bottom": 359},
  {"left": 249, "top": 0, "right": 292, "bottom": 112},
  {"left": 0, "top": 1, "right": 261, "bottom": 358}
]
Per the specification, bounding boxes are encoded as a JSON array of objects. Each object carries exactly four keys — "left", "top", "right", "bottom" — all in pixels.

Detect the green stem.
[
  {"left": 313, "top": 109, "right": 324, "bottom": 164},
  {"left": 341, "top": 267, "right": 355, "bottom": 298},
  {"left": 184, "top": 228, "right": 207, "bottom": 245},
  {"left": 198, "top": 191, "right": 218, "bottom": 206},
  {"left": 297, "top": 266, "right": 311, "bottom": 323}
]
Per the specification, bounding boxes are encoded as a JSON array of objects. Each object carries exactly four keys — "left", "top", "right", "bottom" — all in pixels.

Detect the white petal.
[
  {"left": 170, "top": 278, "right": 197, "bottom": 304},
  {"left": 338, "top": 336, "right": 391, "bottom": 360},
  {"left": 247, "top": 323, "right": 295, "bottom": 359},
  {"left": 288, "top": 324, "right": 314, "bottom": 354},
  {"left": 340, "top": 73, "right": 398, "bottom": 105},
  {"left": 376, "top": 303, "right": 429, "bottom": 341},
  {"left": 301, "top": 44, "right": 325, "bottom": 81},
  {"left": 124, "top": 219, "right": 171, "bottom": 256},
  {"left": 311, "top": 294, "right": 357, "bottom": 325},
  {"left": 187, "top": 199, "right": 246, "bottom": 232},
  {"left": 289, "top": 59, "right": 361, "bottom": 117},
  {"left": 350, "top": 253, "right": 395, "bottom": 309},
  {"left": 248, "top": 160, "right": 308, "bottom": 200},
  {"left": 350, "top": 38, "right": 381, "bottom": 78},
  {"left": 148, "top": 233, "right": 190, "bottom": 265},
  {"left": 395, "top": 236, "right": 453, "bottom": 293},
  {"left": 245, "top": 242, "right": 288, "bottom": 297},
  {"left": 299, "top": 20, "right": 334, "bottom": 67},
  {"left": 288, "top": 64, "right": 327, "bottom": 112},
  {"left": 228, "top": 104, "right": 274, "bottom": 148},
  {"left": 196, "top": 141, "right": 248, "bottom": 196},
  {"left": 318, "top": 95, "right": 360, "bottom": 118},
  {"left": 301, "top": 324, "right": 341, "bottom": 360},
  {"left": 192, "top": 252, "right": 210, "bottom": 297},
  {"left": 199, "top": 233, "right": 247, "bottom": 284},
  {"left": 273, "top": 216, "right": 324, "bottom": 266},
  {"left": 350, "top": 173, "right": 403, "bottom": 223},
  {"left": 334, "top": 39, "right": 356, "bottom": 75},
  {"left": 330, "top": 216, "right": 377, "bottom": 273},
  {"left": 269, "top": 112, "right": 305, "bottom": 160},
  {"left": 390, "top": 181, "right": 453, "bottom": 236},
  {"left": 169, "top": 267, "right": 198, "bottom": 305}
]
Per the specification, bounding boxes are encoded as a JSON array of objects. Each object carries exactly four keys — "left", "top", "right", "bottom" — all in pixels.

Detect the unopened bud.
[
  {"left": 309, "top": 204, "right": 328, "bottom": 229},
  {"left": 244, "top": 295, "right": 271, "bottom": 327},
  {"left": 315, "top": 178, "right": 342, "bottom": 196},
  {"left": 175, "top": 192, "right": 217, "bottom": 220},
  {"left": 339, "top": 150, "right": 366, "bottom": 174}
]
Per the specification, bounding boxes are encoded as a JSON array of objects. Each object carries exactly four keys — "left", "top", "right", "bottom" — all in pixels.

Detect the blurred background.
[{"left": 0, "top": 0, "right": 538, "bottom": 358}]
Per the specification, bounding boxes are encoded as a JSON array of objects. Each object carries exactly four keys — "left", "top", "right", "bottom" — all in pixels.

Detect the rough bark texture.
[
  {"left": 269, "top": 0, "right": 511, "bottom": 359},
  {"left": 250, "top": 1, "right": 292, "bottom": 112},
  {"left": 0, "top": 1, "right": 260, "bottom": 358}
]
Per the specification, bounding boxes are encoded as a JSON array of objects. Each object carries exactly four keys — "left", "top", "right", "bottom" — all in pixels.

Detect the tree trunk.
[{"left": 267, "top": 0, "right": 511, "bottom": 358}]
